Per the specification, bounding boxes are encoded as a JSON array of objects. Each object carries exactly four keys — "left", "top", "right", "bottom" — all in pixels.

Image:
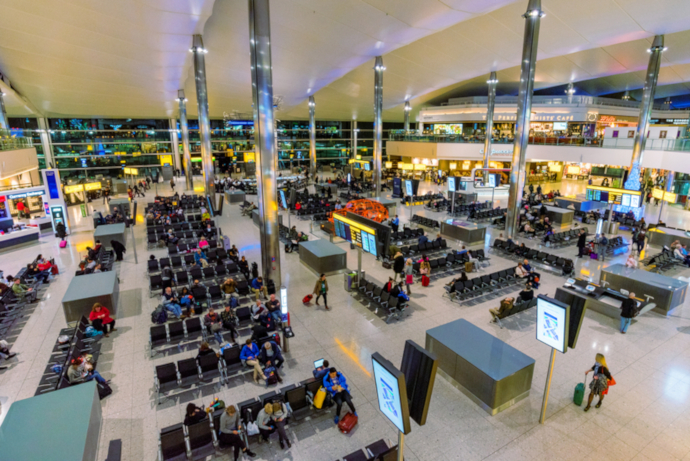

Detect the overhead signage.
[
  {"left": 84, "top": 182, "right": 102, "bottom": 192},
  {"left": 652, "top": 188, "right": 677, "bottom": 203},
  {"left": 536, "top": 295, "right": 570, "bottom": 353},
  {"left": 586, "top": 185, "right": 641, "bottom": 207},
  {"left": 63, "top": 185, "right": 84, "bottom": 194},
  {"left": 7, "top": 189, "right": 45, "bottom": 200},
  {"left": 372, "top": 353, "right": 411, "bottom": 434},
  {"left": 333, "top": 214, "right": 378, "bottom": 257}
]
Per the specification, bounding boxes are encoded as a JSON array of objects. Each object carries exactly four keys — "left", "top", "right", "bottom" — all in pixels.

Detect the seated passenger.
[
  {"left": 489, "top": 297, "right": 514, "bottom": 323},
  {"left": 184, "top": 403, "right": 208, "bottom": 426},
  {"left": 518, "top": 283, "right": 534, "bottom": 303}
]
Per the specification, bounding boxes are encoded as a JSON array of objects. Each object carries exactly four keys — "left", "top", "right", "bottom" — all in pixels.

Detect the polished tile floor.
[{"left": 2, "top": 176, "right": 690, "bottom": 461}]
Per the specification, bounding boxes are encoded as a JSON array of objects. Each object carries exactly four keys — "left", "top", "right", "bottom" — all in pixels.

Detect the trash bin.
[
  {"left": 344, "top": 272, "right": 358, "bottom": 292},
  {"left": 608, "top": 222, "right": 619, "bottom": 235}
]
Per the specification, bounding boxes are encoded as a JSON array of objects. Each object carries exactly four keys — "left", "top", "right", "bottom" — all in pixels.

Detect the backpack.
[
  {"left": 601, "top": 236, "right": 608, "bottom": 245},
  {"left": 151, "top": 306, "right": 167, "bottom": 324},
  {"left": 84, "top": 326, "right": 103, "bottom": 338},
  {"left": 229, "top": 296, "right": 239, "bottom": 309}
]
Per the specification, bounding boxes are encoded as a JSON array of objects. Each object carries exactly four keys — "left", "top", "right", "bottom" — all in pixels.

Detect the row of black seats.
[
  {"left": 410, "top": 214, "right": 439, "bottom": 228},
  {"left": 147, "top": 250, "right": 235, "bottom": 276},
  {"left": 411, "top": 250, "right": 483, "bottom": 282},
  {"left": 400, "top": 239, "right": 448, "bottom": 258},
  {"left": 0, "top": 269, "right": 45, "bottom": 345},
  {"left": 390, "top": 227, "right": 423, "bottom": 242},
  {"left": 449, "top": 202, "right": 490, "bottom": 216},
  {"left": 493, "top": 297, "right": 538, "bottom": 328},
  {"left": 545, "top": 228, "right": 582, "bottom": 247},
  {"left": 601, "top": 236, "right": 629, "bottom": 254},
  {"left": 355, "top": 278, "right": 409, "bottom": 323},
  {"left": 645, "top": 250, "right": 683, "bottom": 272},
  {"left": 492, "top": 239, "right": 574, "bottom": 276},
  {"left": 166, "top": 239, "right": 221, "bottom": 256},
  {"left": 470, "top": 207, "right": 506, "bottom": 221},
  {"left": 446, "top": 269, "right": 522, "bottom": 302}
]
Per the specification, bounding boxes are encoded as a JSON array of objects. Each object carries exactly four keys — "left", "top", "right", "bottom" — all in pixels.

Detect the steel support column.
[
  {"left": 308, "top": 96, "right": 316, "bottom": 176},
  {"left": 625, "top": 35, "right": 665, "bottom": 193},
  {"left": 373, "top": 56, "right": 384, "bottom": 196},
  {"left": 0, "top": 91, "right": 7, "bottom": 130},
  {"left": 565, "top": 82, "right": 575, "bottom": 105},
  {"left": 505, "top": 0, "right": 544, "bottom": 239},
  {"left": 249, "top": 0, "right": 282, "bottom": 287},
  {"left": 191, "top": 35, "right": 215, "bottom": 197},
  {"left": 37, "top": 118, "right": 54, "bottom": 169},
  {"left": 404, "top": 101, "right": 411, "bottom": 133},
  {"left": 169, "top": 118, "right": 181, "bottom": 172},
  {"left": 178, "top": 90, "right": 194, "bottom": 191},
  {"left": 483, "top": 72, "right": 498, "bottom": 183}
]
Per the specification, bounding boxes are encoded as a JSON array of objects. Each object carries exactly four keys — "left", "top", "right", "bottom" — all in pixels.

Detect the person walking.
[
  {"left": 620, "top": 292, "right": 636, "bottom": 334},
  {"left": 576, "top": 229, "right": 587, "bottom": 258},
  {"left": 393, "top": 251, "right": 405, "bottom": 282},
  {"left": 583, "top": 353, "right": 614, "bottom": 411},
  {"left": 404, "top": 258, "right": 414, "bottom": 295},
  {"left": 636, "top": 228, "right": 646, "bottom": 255},
  {"left": 314, "top": 274, "right": 329, "bottom": 310},
  {"left": 170, "top": 177, "right": 175, "bottom": 191},
  {"left": 111, "top": 240, "right": 126, "bottom": 261}
]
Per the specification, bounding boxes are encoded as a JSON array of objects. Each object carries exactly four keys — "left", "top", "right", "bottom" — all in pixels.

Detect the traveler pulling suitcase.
[
  {"left": 313, "top": 386, "right": 327, "bottom": 409},
  {"left": 421, "top": 275, "right": 430, "bottom": 287},
  {"left": 574, "top": 375, "right": 586, "bottom": 406},
  {"left": 338, "top": 412, "right": 358, "bottom": 434},
  {"left": 303, "top": 294, "right": 313, "bottom": 304}
]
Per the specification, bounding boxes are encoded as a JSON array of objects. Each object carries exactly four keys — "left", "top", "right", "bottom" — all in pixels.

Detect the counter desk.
[
  {"left": 532, "top": 205, "right": 574, "bottom": 228},
  {"left": 440, "top": 219, "right": 486, "bottom": 245},
  {"left": 93, "top": 223, "right": 126, "bottom": 247},
  {"left": 554, "top": 197, "right": 608, "bottom": 213},
  {"left": 647, "top": 226, "right": 690, "bottom": 249},
  {"left": 299, "top": 239, "right": 347, "bottom": 275},
  {"left": 0, "top": 226, "right": 40, "bottom": 249},
  {"left": 62, "top": 271, "right": 119, "bottom": 323},
  {"left": 29, "top": 216, "right": 53, "bottom": 232}
]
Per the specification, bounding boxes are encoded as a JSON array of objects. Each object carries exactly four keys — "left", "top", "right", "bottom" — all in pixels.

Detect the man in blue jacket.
[
  {"left": 251, "top": 276, "right": 268, "bottom": 301},
  {"left": 391, "top": 215, "right": 399, "bottom": 233},
  {"left": 323, "top": 367, "right": 357, "bottom": 424},
  {"left": 240, "top": 339, "right": 266, "bottom": 384}
]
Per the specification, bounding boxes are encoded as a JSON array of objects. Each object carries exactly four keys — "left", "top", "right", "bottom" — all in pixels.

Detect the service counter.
[
  {"left": 555, "top": 278, "right": 656, "bottom": 322},
  {"left": 0, "top": 226, "right": 40, "bottom": 249},
  {"left": 440, "top": 219, "right": 486, "bottom": 245},
  {"left": 647, "top": 226, "right": 690, "bottom": 249},
  {"left": 62, "top": 271, "right": 119, "bottom": 323},
  {"left": 224, "top": 190, "right": 246, "bottom": 204},
  {"left": 0, "top": 217, "right": 14, "bottom": 232},
  {"left": 299, "top": 239, "right": 347, "bottom": 275},
  {"left": 554, "top": 197, "right": 607, "bottom": 213},
  {"left": 93, "top": 223, "right": 126, "bottom": 247},
  {"left": 533, "top": 205, "right": 574, "bottom": 228},
  {"left": 426, "top": 319, "right": 534, "bottom": 415},
  {"left": 108, "top": 198, "right": 131, "bottom": 216},
  {"left": 599, "top": 264, "right": 687, "bottom": 315},
  {"left": 0, "top": 381, "right": 101, "bottom": 461},
  {"left": 29, "top": 216, "right": 53, "bottom": 232}
]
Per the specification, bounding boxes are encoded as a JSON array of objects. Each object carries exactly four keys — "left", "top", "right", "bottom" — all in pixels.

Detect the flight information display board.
[
  {"left": 586, "top": 186, "right": 641, "bottom": 207},
  {"left": 333, "top": 214, "right": 378, "bottom": 257}
]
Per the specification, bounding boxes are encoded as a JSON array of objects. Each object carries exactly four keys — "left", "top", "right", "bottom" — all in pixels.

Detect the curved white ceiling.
[{"left": 0, "top": 0, "right": 689, "bottom": 121}]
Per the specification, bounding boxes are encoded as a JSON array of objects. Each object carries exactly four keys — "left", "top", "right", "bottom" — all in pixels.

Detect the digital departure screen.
[
  {"left": 586, "top": 186, "right": 641, "bottom": 207},
  {"left": 334, "top": 214, "right": 378, "bottom": 257}
]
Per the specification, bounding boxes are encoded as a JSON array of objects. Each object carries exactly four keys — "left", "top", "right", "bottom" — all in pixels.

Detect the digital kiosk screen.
[{"left": 536, "top": 295, "right": 570, "bottom": 353}]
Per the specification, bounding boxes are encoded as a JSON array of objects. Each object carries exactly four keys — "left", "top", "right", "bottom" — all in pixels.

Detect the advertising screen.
[
  {"left": 372, "top": 353, "right": 411, "bottom": 434},
  {"left": 405, "top": 180, "right": 414, "bottom": 197},
  {"left": 279, "top": 190, "right": 288, "bottom": 209},
  {"left": 364, "top": 162, "right": 371, "bottom": 171},
  {"left": 536, "top": 295, "right": 570, "bottom": 353},
  {"left": 448, "top": 177, "right": 456, "bottom": 193},
  {"left": 488, "top": 174, "right": 497, "bottom": 188}
]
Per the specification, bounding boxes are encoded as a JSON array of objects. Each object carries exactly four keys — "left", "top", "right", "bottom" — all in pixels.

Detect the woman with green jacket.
[{"left": 313, "top": 274, "right": 329, "bottom": 310}]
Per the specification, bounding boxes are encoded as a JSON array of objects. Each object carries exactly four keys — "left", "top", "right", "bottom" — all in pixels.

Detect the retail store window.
[{"left": 612, "top": 130, "right": 619, "bottom": 138}]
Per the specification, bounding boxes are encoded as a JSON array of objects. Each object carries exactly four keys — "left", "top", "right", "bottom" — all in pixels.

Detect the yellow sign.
[
  {"left": 245, "top": 152, "right": 256, "bottom": 163},
  {"left": 333, "top": 214, "right": 376, "bottom": 235},
  {"left": 400, "top": 164, "right": 413, "bottom": 171},
  {"left": 356, "top": 155, "right": 362, "bottom": 160},
  {"left": 449, "top": 163, "right": 457, "bottom": 170},
  {"left": 84, "top": 182, "right": 102, "bottom": 191},
  {"left": 462, "top": 161, "right": 471, "bottom": 170},
  {"left": 664, "top": 191, "right": 677, "bottom": 203},
  {"left": 64, "top": 185, "right": 84, "bottom": 194},
  {"left": 414, "top": 164, "right": 426, "bottom": 171},
  {"left": 385, "top": 162, "right": 393, "bottom": 168},
  {"left": 651, "top": 188, "right": 664, "bottom": 200},
  {"left": 159, "top": 155, "right": 173, "bottom": 166},
  {"left": 132, "top": 151, "right": 142, "bottom": 157},
  {"left": 123, "top": 167, "right": 137, "bottom": 175}
]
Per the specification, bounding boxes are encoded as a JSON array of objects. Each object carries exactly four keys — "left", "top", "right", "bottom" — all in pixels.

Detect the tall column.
[
  {"left": 191, "top": 34, "right": 215, "bottom": 197},
  {"left": 37, "top": 118, "right": 55, "bottom": 169},
  {"left": 0, "top": 91, "right": 8, "bottom": 130},
  {"left": 352, "top": 119, "right": 358, "bottom": 156},
  {"left": 308, "top": 96, "right": 316, "bottom": 176},
  {"left": 505, "top": 0, "right": 544, "bottom": 239},
  {"left": 483, "top": 72, "right": 498, "bottom": 182},
  {"left": 373, "top": 56, "right": 385, "bottom": 196},
  {"left": 565, "top": 82, "right": 575, "bottom": 104},
  {"left": 249, "top": 0, "right": 281, "bottom": 286},
  {"left": 404, "top": 101, "right": 411, "bottom": 132},
  {"left": 169, "top": 118, "right": 181, "bottom": 172},
  {"left": 624, "top": 35, "right": 665, "bottom": 193},
  {"left": 178, "top": 90, "right": 194, "bottom": 191}
]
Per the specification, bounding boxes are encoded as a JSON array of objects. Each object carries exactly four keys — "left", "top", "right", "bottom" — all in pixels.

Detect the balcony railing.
[
  {"left": 389, "top": 133, "right": 690, "bottom": 152},
  {"left": 0, "top": 130, "right": 33, "bottom": 152}
]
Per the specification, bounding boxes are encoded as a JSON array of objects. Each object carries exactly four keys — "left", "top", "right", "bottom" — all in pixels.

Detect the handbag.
[{"left": 211, "top": 323, "right": 222, "bottom": 333}]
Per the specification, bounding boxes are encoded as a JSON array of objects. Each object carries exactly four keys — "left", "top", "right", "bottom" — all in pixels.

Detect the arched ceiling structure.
[{"left": 0, "top": 0, "right": 689, "bottom": 121}]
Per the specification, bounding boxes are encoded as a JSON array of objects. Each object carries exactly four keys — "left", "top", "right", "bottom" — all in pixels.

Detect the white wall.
[
  {"left": 0, "top": 147, "right": 38, "bottom": 182},
  {"left": 387, "top": 141, "right": 690, "bottom": 175}
]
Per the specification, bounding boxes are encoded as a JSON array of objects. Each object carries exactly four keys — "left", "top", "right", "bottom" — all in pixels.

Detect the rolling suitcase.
[
  {"left": 421, "top": 275, "right": 430, "bottom": 287},
  {"left": 338, "top": 412, "right": 358, "bottom": 434},
  {"left": 574, "top": 376, "right": 586, "bottom": 406},
  {"left": 223, "top": 235, "right": 231, "bottom": 251},
  {"left": 303, "top": 294, "right": 313, "bottom": 304},
  {"left": 59, "top": 240, "right": 67, "bottom": 248}
]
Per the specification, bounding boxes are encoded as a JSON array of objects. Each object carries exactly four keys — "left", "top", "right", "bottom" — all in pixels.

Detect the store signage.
[
  {"left": 479, "top": 148, "right": 513, "bottom": 156},
  {"left": 481, "top": 114, "right": 575, "bottom": 122},
  {"left": 599, "top": 116, "right": 616, "bottom": 123},
  {"left": 84, "top": 182, "right": 102, "bottom": 191},
  {"left": 7, "top": 189, "right": 45, "bottom": 200},
  {"left": 64, "top": 185, "right": 84, "bottom": 194},
  {"left": 652, "top": 188, "right": 677, "bottom": 203},
  {"left": 536, "top": 295, "right": 570, "bottom": 353}
]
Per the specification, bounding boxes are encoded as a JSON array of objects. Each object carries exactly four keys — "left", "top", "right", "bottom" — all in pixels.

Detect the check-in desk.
[
  {"left": 93, "top": 223, "right": 126, "bottom": 247},
  {"left": 440, "top": 219, "right": 486, "bottom": 245},
  {"left": 0, "top": 226, "right": 40, "bottom": 249},
  {"left": 554, "top": 198, "right": 608, "bottom": 213},
  {"left": 555, "top": 278, "right": 656, "bottom": 323},
  {"left": 533, "top": 205, "right": 574, "bottom": 228},
  {"left": 224, "top": 190, "right": 246, "bottom": 204},
  {"left": 61, "top": 271, "right": 119, "bottom": 323},
  {"left": 299, "top": 239, "right": 347, "bottom": 275},
  {"left": 108, "top": 197, "right": 131, "bottom": 216},
  {"left": 599, "top": 264, "right": 687, "bottom": 315},
  {"left": 29, "top": 216, "right": 53, "bottom": 232},
  {"left": 426, "top": 319, "right": 534, "bottom": 415},
  {"left": 647, "top": 226, "right": 690, "bottom": 249}
]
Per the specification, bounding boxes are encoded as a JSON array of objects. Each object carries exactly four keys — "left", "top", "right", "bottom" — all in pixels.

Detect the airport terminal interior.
[{"left": 5, "top": 1, "right": 690, "bottom": 460}]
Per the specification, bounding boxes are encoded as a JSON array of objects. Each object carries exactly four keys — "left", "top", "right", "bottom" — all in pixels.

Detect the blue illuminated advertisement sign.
[{"left": 371, "top": 353, "right": 410, "bottom": 434}]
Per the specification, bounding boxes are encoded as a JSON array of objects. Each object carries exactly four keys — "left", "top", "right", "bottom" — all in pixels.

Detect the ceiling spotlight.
[{"left": 487, "top": 79, "right": 499, "bottom": 84}]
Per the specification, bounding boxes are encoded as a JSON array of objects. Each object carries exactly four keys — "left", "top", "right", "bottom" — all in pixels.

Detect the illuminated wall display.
[{"left": 586, "top": 186, "right": 641, "bottom": 207}]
